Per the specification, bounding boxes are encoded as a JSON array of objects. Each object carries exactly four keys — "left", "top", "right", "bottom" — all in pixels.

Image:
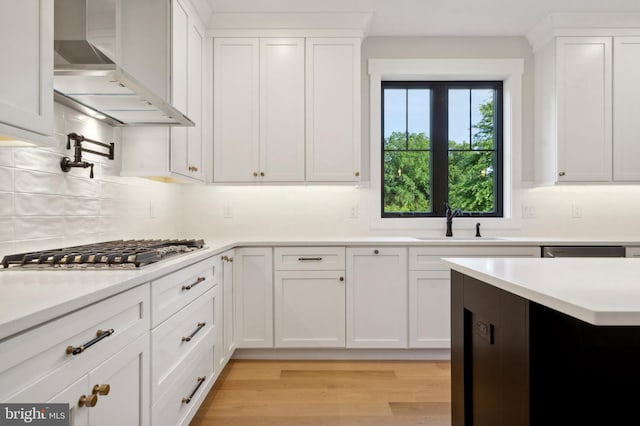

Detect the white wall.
[{"left": 0, "top": 104, "right": 183, "bottom": 257}]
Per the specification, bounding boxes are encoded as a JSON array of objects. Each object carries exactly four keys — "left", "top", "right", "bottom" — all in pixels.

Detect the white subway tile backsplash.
[
  {"left": 0, "top": 193, "right": 14, "bottom": 216},
  {"left": 0, "top": 149, "right": 13, "bottom": 167},
  {"left": 14, "top": 148, "right": 63, "bottom": 174},
  {"left": 0, "top": 218, "right": 14, "bottom": 241},
  {"left": 0, "top": 167, "right": 14, "bottom": 192},
  {"left": 1, "top": 103, "right": 182, "bottom": 247},
  {"left": 100, "top": 198, "right": 123, "bottom": 217},
  {"left": 14, "top": 169, "right": 66, "bottom": 195},
  {"left": 65, "top": 176, "right": 100, "bottom": 198},
  {"left": 15, "top": 193, "right": 65, "bottom": 216},
  {"left": 14, "top": 217, "right": 65, "bottom": 240},
  {"left": 64, "top": 216, "right": 100, "bottom": 237},
  {"left": 101, "top": 181, "right": 126, "bottom": 199},
  {"left": 64, "top": 197, "right": 100, "bottom": 216}
]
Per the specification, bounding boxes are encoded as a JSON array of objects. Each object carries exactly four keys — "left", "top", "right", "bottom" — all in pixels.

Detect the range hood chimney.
[{"left": 54, "top": 0, "right": 194, "bottom": 127}]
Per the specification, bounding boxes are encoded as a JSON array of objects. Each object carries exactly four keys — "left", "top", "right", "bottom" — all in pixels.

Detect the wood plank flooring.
[{"left": 190, "top": 360, "right": 451, "bottom": 426}]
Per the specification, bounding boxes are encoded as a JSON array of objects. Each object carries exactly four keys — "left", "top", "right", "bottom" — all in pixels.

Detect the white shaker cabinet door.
[
  {"left": 409, "top": 271, "right": 451, "bottom": 348},
  {"left": 613, "top": 37, "right": 640, "bottom": 181},
  {"left": 259, "top": 38, "right": 305, "bottom": 182},
  {"left": 222, "top": 251, "right": 236, "bottom": 361},
  {"left": 306, "top": 38, "right": 361, "bottom": 182},
  {"left": 171, "top": 0, "right": 206, "bottom": 181},
  {"left": 274, "top": 270, "right": 346, "bottom": 347},
  {"left": 346, "top": 247, "right": 408, "bottom": 348},
  {"left": 234, "top": 247, "right": 274, "bottom": 348},
  {"left": 213, "top": 38, "right": 260, "bottom": 182},
  {"left": 0, "top": 0, "right": 54, "bottom": 143},
  {"left": 556, "top": 37, "right": 612, "bottom": 182}
]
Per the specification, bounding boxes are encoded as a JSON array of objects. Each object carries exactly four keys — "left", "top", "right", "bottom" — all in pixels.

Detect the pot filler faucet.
[{"left": 445, "top": 203, "right": 462, "bottom": 237}]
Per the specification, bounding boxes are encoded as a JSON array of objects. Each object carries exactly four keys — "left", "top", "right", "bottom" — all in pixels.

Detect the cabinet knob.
[
  {"left": 558, "top": 172, "right": 565, "bottom": 177},
  {"left": 253, "top": 172, "right": 258, "bottom": 177},
  {"left": 260, "top": 172, "right": 265, "bottom": 177},
  {"left": 78, "top": 394, "right": 98, "bottom": 408},
  {"left": 374, "top": 249, "right": 379, "bottom": 255},
  {"left": 355, "top": 171, "right": 360, "bottom": 177},
  {"left": 339, "top": 276, "right": 344, "bottom": 282},
  {"left": 92, "top": 384, "right": 110, "bottom": 396}
]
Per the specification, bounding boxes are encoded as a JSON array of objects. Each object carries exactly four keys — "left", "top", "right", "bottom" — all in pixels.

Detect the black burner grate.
[{"left": 1, "top": 239, "right": 205, "bottom": 269}]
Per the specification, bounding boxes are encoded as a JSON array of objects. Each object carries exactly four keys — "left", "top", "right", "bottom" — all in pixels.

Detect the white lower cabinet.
[
  {"left": 150, "top": 255, "right": 221, "bottom": 426},
  {"left": 87, "top": 334, "right": 149, "bottom": 426},
  {"left": 221, "top": 251, "right": 236, "bottom": 364},
  {"left": 409, "top": 270, "right": 451, "bottom": 348},
  {"left": 408, "top": 246, "right": 540, "bottom": 348},
  {"left": 346, "top": 247, "right": 408, "bottom": 348},
  {"left": 275, "top": 270, "right": 346, "bottom": 347},
  {"left": 1, "top": 284, "right": 150, "bottom": 426},
  {"left": 234, "top": 247, "right": 274, "bottom": 348},
  {"left": 152, "top": 346, "right": 215, "bottom": 426},
  {"left": 274, "top": 247, "right": 346, "bottom": 348}
]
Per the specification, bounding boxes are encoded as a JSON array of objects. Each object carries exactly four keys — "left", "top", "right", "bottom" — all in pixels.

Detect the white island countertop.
[{"left": 443, "top": 257, "right": 640, "bottom": 326}]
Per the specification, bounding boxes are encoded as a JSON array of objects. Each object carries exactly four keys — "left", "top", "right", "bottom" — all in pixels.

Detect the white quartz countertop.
[
  {"left": 443, "top": 257, "right": 640, "bottom": 326},
  {"left": 2, "top": 236, "right": 640, "bottom": 342},
  {"left": 0, "top": 246, "right": 232, "bottom": 341}
]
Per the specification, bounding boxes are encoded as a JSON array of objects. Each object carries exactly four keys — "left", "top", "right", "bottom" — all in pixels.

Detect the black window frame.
[{"left": 381, "top": 80, "right": 503, "bottom": 218}]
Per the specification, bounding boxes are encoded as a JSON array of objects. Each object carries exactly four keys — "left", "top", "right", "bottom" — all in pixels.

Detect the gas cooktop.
[{"left": 1, "top": 239, "right": 205, "bottom": 269}]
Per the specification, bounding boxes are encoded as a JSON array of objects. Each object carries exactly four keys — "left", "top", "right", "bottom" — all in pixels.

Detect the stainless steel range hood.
[{"left": 54, "top": 0, "right": 194, "bottom": 127}]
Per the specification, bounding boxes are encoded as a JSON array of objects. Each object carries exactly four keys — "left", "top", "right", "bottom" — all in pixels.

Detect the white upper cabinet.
[
  {"left": 214, "top": 38, "right": 304, "bottom": 182},
  {"left": 120, "top": 0, "right": 210, "bottom": 182},
  {"left": 260, "top": 38, "right": 305, "bottom": 182},
  {"left": 306, "top": 38, "right": 361, "bottom": 182},
  {"left": 533, "top": 23, "right": 640, "bottom": 184},
  {"left": 556, "top": 37, "right": 612, "bottom": 182},
  {"left": 171, "top": 0, "right": 206, "bottom": 181},
  {"left": 0, "top": 0, "right": 54, "bottom": 146},
  {"left": 213, "top": 36, "right": 361, "bottom": 183},
  {"left": 613, "top": 37, "right": 640, "bottom": 181},
  {"left": 213, "top": 38, "right": 260, "bottom": 182}
]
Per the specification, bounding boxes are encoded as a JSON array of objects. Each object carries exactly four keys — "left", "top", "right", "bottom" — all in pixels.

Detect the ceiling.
[{"left": 203, "top": 0, "right": 640, "bottom": 36}]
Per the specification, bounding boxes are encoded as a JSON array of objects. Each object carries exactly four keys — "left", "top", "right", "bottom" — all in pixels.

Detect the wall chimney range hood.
[{"left": 54, "top": 0, "right": 194, "bottom": 127}]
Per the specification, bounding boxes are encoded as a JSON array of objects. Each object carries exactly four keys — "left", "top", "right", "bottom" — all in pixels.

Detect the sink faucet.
[{"left": 445, "top": 203, "right": 462, "bottom": 237}]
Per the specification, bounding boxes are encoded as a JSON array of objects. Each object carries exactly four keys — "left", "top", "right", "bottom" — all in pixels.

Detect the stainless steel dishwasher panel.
[{"left": 541, "top": 246, "right": 626, "bottom": 258}]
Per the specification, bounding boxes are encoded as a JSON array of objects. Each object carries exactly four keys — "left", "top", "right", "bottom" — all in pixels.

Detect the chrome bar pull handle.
[
  {"left": 182, "top": 277, "right": 205, "bottom": 291},
  {"left": 182, "top": 322, "right": 206, "bottom": 342},
  {"left": 67, "top": 329, "right": 114, "bottom": 356}
]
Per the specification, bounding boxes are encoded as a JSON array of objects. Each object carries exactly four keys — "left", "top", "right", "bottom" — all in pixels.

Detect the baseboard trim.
[{"left": 231, "top": 348, "right": 450, "bottom": 361}]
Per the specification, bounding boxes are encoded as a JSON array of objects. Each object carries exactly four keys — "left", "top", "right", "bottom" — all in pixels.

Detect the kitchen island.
[{"left": 443, "top": 257, "right": 640, "bottom": 426}]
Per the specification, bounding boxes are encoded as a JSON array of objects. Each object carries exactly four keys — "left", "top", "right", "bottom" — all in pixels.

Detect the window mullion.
[{"left": 432, "top": 84, "right": 448, "bottom": 216}]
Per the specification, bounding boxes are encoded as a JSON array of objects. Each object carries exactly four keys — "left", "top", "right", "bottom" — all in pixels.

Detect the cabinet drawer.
[
  {"left": 274, "top": 247, "right": 345, "bottom": 270},
  {"left": 151, "top": 287, "right": 216, "bottom": 402},
  {"left": 409, "top": 246, "right": 540, "bottom": 270},
  {"left": 151, "top": 346, "right": 215, "bottom": 426},
  {"left": 151, "top": 257, "right": 217, "bottom": 327},
  {"left": 0, "top": 284, "right": 149, "bottom": 402}
]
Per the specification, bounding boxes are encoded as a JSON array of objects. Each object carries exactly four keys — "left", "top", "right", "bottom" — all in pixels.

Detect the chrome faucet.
[{"left": 445, "top": 203, "right": 462, "bottom": 237}]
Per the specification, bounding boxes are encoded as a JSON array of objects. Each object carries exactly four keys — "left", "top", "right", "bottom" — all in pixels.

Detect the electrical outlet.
[
  {"left": 223, "top": 205, "right": 233, "bottom": 218},
  {"left": 349, "top": 204, "right": 359, "bottom": 219},
  {"left": 572, "top": 204, "right": 582, "bottom": 218},
  {"left": 522, "top": 205, "right": 536, "bottom": 219}
]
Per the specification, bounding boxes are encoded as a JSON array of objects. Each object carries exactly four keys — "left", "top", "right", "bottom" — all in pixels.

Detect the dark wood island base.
[{"left": 451, "top": 270, "right": 640, "bottom": 426}]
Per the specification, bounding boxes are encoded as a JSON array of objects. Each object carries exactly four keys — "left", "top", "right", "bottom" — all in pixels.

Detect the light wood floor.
[{"left": 190, "top": 360, "right": 452, "bottom": 426}]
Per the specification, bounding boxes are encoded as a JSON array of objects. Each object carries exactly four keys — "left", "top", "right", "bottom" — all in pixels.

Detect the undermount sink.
[{"left": 413, "top": 236, "right": 505, "bottom": 241}]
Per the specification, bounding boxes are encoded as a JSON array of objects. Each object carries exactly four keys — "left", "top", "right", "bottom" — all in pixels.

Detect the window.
[{"left": 382, "top": 81, "right": 503, "bottom": 218}]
